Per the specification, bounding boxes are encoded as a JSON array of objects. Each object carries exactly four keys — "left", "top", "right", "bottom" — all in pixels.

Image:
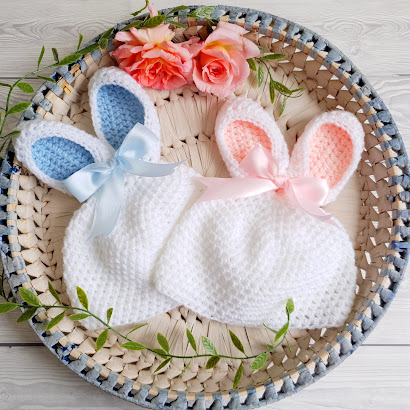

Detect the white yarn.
[
  {"left": 154, "top": 98, "right": 364, "bottom": 329},
  {"left": 15, "top": 121, "right": 112, "bottom": 194},
  {"left": 215, "top": 97, "right": 289, "bottom": 177},
  {"left": 64, "top": 164, "right": 200, "bottom": 329},
  {"left": 89, "top": 66, "right": 161, "bottom": 161},
  {"left": 155, "top": 192, "right": 357, "bottom": 329}
]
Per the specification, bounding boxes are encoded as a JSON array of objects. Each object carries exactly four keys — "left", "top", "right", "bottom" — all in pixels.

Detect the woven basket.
[{"left": 1, "top": 5, "right": 409, "bottom": 408}]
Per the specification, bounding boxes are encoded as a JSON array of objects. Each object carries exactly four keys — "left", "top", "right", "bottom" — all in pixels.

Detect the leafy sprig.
[
  {"left": 0, "top": 282, "right": 293, "bottom": 389},
  {"left": 0, "top": 33, "right": 113, "bottom": 156},
  {"left": 247, "top": 54, "right": 304, "bottom": 116},
  {"left": 123, "top": 4, "right": 215, "bottom": 31}
]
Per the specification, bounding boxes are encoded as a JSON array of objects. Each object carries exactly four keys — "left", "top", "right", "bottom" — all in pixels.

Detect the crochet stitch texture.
[{"left": 154, "top": 98, "right": 364, "bottom": 329}]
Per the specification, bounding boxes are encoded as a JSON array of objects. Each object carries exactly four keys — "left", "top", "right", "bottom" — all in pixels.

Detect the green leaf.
[
  {"left": 76, "top": 286, "right": 88, "bottom": 310},
  {"left": 286, "top": 298, "right": 294, "bottom": 315},
  {"left": 152, "top": 348, "right": 168, "bottom": 359},
  {"left": 157, "top": 333, "right": 170, "bottom": 352},
  {"left": 205, "top": 356, "right": 220, "bottom": 369},
  {"left": 279, "top": 97, "right": 287, "bottom": 117},
  {"left": 167, "top": 5, "right": 190, "bottom": 15},
  {"left": 186, "top": 328, "right": 197, "bottom": 352},
  {"left": 251, "top": 352, "right": 267, "bottom": 370},
  {"left": 3, "top": 130, "right": 21, "bottom": 139},
  {"left": 78, "top": 42, "right": 100, "bottom": 56},
  {"left": 58, "top": 53, "right": 81, "bottom": 66},
  {"left": 143, "top": 15, "right": 166, "bottom": 28},
  {"left": 48, "top": 281, "right": 61, "bottom": 303},
  {"left": 269, "top": 78, "right": 275, "bottom": 104},
  {"left": 98, "top": 38, "right": 109, "bottom": 50},
  {"left": 19, "top": 287, "right": 40, "bottom": 306},
  {"left": 69, "top": 313, "right": 90, "bottom": 321},
  {"left": 229, "top": 330, "right": 245, "bottom": 354},
  {"left": 266, "top": 344, "right": 274, "bottom": 351},
  {"left": 7, "top": 102, "right": 31, "bottom": 115},
  {"left": 101, "top": 27, "right": 114, "bottom": 39},
  {"left": 37, "top": 45, "right": 45, "bottom": 69},
  {"left": 45, "top": 311, "right": 66, "bottom": 331},
  {"left": 233, "top": 362, "right": 243, "bottom": 389},
  {"left": 274, "top": 321, "right": 289, "bottom": 342},
  {"left": 188, "top": 6, "right": 214, "bottom": 19},
  {"left": 120, "top": 341, "right": 146, "bottom": 350},
  {"left": 154, "top": 357, "right": 171, "bottom": 372},
  {"left": 0, "top": 302, "right": 19, "bottom": 314},
  {"left": 201, "top": 336, "right": 217, "bottom": 356},
  {"left": 36, "top": 75, "right": 57, "bottom": 83},
  {"left": 106, "top": 308, "right": 113, "bottom": 324},
  {"left": 52, "top": 48, "right": 59, "bottom": 63},
  {"left": 0, "top": 82, "right": 11, "bottom": 88},
  {"left": 258, "top": 45, "right": 265, "bottom": 53},
  {"left": 257, "top": 64, "right": 264, "bottom": 87},
  {"left": 96, "top": 329, "right": 109, "bottom": 351},
  {"left": 131, "top": 0, "right": 149, "bottom": 16},
  {"left": 121, "top": 20, "right": 144, "bottom": 31},
  {"left": 125, "top": 323, "right": 148, "bottom": 337},
  {"left": 247, "top": 58, "right": 257, "bottom": 72},
  {"left": 76, "top": 33, "right": 83, "bottom": 52},
  {"left": 17, "top": 307, "right": 38, "bottom": 323},
  {"left": 262, "top": 53, "right": 285, "bottom": 61},
  {"left": 168, "top": 21, "right": 187, "bottom": 29}
]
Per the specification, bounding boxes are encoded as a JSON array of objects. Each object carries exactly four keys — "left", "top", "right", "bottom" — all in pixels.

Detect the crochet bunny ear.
[
  {"left": 14, "top": 120, "right": 113, "bottom": 194},
  {"left": 289, "top": 111, "right": 364, "bottom": 205},
  {"left": 89, "top": 67, "right": 161, "bottom": 161},
  {"left": 215, "top": 98, "right": 289, "bottom": 177}
]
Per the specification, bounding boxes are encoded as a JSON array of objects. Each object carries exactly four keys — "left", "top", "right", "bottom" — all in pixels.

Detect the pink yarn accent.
[
  {"left": 224, "top": 120, "right": 272, "bottom": 164},
  {"left": 309, "top": 123, "right": 353, "bottom": 188}
]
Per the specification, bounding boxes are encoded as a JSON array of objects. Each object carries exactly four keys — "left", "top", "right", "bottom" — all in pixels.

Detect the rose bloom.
[
  {"left": 191, "top": 21, "right": 260, "bottom": 97},
  {"left": 113, "top": 23, "right": 193, "bottom": 90}
]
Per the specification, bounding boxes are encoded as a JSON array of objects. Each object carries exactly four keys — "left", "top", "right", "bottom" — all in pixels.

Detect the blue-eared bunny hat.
[{"left": 15, "top": 67, "right": 200, "bottom": 329}]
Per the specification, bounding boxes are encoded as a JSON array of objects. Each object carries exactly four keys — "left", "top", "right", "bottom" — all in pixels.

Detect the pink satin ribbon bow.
[{"left": 194, "top": 144, "right": 338, "bottom": 226}]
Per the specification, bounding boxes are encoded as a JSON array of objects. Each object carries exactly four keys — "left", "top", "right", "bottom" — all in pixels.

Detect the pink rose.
[
  {"left": 113, "top": 24, "right": 193, "bottom": 90},
  {"left": 191, "top": 21, "right": 260, "bottom": 97}
]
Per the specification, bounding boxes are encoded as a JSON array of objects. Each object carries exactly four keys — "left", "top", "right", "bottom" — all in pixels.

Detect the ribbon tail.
[
  {"left": 88, "top": 168, "right": 125, "bottom": 240},
  {"left": 194, "top": 177, "right": 276, "bottom": 202},
  {"left": 285, "top": 181, "right": 340, "bottom": 228}
]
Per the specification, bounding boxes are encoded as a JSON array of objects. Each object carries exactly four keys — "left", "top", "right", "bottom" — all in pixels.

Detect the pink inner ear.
[
  {"left": 225, "top": 120, "right": 272, "bottom": 163},
  {"left": 309, "top": 123, "right": 353, "bottom": 188}
]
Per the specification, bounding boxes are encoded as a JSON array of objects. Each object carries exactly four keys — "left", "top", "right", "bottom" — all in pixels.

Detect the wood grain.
[
  {"left": 0, "top": 0, "right": 409, "bottom": 408},
  {"left": 0, "top": 345, "right": 408, "bottom": 410},
  {"left": 0, "top": 1, "right": 409, "bottom": 77}
]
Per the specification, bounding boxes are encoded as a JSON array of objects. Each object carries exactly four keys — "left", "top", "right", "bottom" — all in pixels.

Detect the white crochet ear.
[
  {"left": 288, "top": 110, "right": 364, "bottom": 205},
  {"left": 89, "top": 67, "right": 161, "bottom": 162},
  {"left": 215, "top": 97, "right": 289, "bottom": 177},
  {"left": 14, "top": 120, "right": 113, "bottom": 194}
]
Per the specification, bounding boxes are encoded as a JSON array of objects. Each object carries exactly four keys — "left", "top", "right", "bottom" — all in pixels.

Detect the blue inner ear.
[
  {"left": 32, "top": 137, "right": 94, "bottom": 180},
  {"left": 97, "top": 84, "right": 145, "bottom": 150}
]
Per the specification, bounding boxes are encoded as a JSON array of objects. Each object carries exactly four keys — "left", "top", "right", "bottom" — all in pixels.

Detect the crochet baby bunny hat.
[
  {"left": 155, "top": 97, "right": 365, "bottom": 330},
  {"left": 15, "top": 67, "right": 200, "bottom": 329}
]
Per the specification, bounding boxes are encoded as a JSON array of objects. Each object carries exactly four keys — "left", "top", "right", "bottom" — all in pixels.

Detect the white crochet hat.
[
  {"left": 155, "top": 97, "right": 365, "bottom": 329},
  {"left": 15, "top": 67, "right": 200, "bottom": 329}
]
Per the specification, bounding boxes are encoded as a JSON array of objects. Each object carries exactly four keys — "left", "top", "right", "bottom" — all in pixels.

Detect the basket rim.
[{"left": 1, "top": 4, "right": 409, "bottom": 408}]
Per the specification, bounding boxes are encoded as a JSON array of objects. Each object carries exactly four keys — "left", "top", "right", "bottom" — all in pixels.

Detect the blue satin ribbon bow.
[{"left": 64, "top": 123, "right": 184, "bottom": 239}]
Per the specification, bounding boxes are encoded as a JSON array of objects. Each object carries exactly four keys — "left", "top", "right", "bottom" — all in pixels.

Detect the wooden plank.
[
  {"left": 0, "top": 0, "right": 409, "bottom": 77},
  {"left": 0, "top": 345, "right": 408, "bottom": 409}
]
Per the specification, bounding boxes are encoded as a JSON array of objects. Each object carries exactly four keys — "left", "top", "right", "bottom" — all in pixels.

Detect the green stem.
[
  {"left": 0, "top": 63, "right": 58, "bottom": 138},
  {"left": 15, "top": 302, "right": 288, "bottom": 361}
]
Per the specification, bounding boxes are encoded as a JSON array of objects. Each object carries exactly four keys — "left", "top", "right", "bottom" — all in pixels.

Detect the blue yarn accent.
[
  {"left": 31, "top": 137, "right": 94, "bottom": 180},
  {"left": 97, "top": 84, "right": 145, "bottom": 150}
]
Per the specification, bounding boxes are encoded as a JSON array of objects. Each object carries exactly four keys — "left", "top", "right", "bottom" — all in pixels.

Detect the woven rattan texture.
[{"left": 1, "top": 5, "right": 409, "bottom": 408}]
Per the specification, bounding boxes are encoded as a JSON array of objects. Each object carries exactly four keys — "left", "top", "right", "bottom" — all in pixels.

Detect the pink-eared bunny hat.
[{"left": 154, "top": 97, "right": 364, "bottom": 330}]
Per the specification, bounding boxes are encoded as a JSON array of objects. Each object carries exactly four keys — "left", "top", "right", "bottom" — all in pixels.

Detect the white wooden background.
[{"left": 0, "top": 0, "right": 409, "bottom": 409}]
